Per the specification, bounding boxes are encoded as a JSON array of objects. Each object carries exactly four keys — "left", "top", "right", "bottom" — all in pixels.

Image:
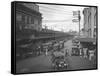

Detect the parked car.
[
  {"left": 72, "top": 39, "right": 79, "bottom": 43},
  {"left": 71, "top": 47, "right": 80, "bottom": 56}
]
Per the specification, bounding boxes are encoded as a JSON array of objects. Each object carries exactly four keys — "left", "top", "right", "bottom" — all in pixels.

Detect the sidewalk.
[{"left": 66, "top": 56, "right": 97, "bottom": 70}]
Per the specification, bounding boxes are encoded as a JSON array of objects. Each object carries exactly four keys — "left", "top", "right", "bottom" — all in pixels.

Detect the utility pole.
[
  {"left": 72, "top": 10, "right": 81, "bottom": 37},
  {"left": 78, "top": 10, "right": 81, "bottom": 37}
]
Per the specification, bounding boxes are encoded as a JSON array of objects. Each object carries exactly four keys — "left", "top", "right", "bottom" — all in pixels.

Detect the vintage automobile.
[
  {"left": 53, "top": 43, "right": 60, "bottom": 51},
  {"left": 71, "top": 47, "right": 80, "bottom": 56},
  {"left": 72, "top": 39, "right": 79, "bottom": 47},
  {"left": 59, "top": 41, "right": 64, "bottom": 49},
  {"left": 72, "top": 39, "right": 79, "bottom": 44},
  {"left": 52, "top": 56, "right": 68, "bottom": 70},
  {"left": 51, "top": 51, "right": 68, "bottom": 70}
]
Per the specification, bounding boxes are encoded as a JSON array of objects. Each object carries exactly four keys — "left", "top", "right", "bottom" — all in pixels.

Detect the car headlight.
[
  {"left": 59, "top": 64, "right": 61, "bottom": 67},
  {"left": 64, "top": 64, "right": 67, "bottom": 66}
]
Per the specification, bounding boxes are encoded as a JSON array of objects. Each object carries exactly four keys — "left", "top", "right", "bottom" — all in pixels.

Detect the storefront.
[
  {"left": 76, "top": 38, "right": 97, "bottom": 59},
  {"left": 77, "top": 38, "right": 96, "bottom": 49}
]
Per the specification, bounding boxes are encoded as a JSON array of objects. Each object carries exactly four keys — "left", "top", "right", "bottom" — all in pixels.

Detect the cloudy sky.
[{"left": 38, "top": 4, "right": 86, "bottom": 32}]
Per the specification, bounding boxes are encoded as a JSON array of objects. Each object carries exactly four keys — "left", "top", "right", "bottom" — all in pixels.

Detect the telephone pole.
[
  {"left": 78, "top": 10, "right": 81, "bottom": 37},
  {"left": 72, "top": 10, "right": 81, "bottom": 37}
]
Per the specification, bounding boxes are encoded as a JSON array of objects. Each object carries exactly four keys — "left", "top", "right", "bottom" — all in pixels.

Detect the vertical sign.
[{"left": 72, "top": 10, "right": 81, "bottom": 36}]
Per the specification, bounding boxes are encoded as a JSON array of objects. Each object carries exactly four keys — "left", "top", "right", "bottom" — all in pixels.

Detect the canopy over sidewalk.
[{"left": 75, "top": 38, "right": 96, "bottom": 43}]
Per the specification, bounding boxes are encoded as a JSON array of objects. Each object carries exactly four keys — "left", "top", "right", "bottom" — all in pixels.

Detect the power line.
[
  {"left": 39, "top": 5, "right": 72, "bottom": 13},
  {"left": 40, "top": 9, "right": 73, "bottom": 15},
  {"left": 43, "top": 19, "right": 72, "bottom": 21},
  {"left": 41, "top": 13, "right": 73, "bottom": 17},
  {"left": 40, "top": 8, "right": 72, "bottom": 14},
  {"left": 43, "top": 19, "right": 72, "bottom": 23}
]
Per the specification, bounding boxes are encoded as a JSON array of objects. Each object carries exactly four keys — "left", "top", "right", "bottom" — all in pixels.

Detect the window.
[
  {"left": 31, "top": 18, "right": 34, "bottom": 24},
  {"left": 94, "top": 14, "right": 97, "bottom": 26},
  {"left": 25, "top": 16, "right": 27, "bottom": 24},
  {"left": 34, "top": 19, "right": 38, "bottom": 24},
  {"left": 94, "top": 28, "right": 96, "bottom": 32},
  {"left": 16, "top": 13, "right": 22, "bottom": 21},
  {"left": 29, "top": 16, "right": 32, "bottom": 24},
  {"left": 94, "top": 33, "right": 96, "bottom": 38}
]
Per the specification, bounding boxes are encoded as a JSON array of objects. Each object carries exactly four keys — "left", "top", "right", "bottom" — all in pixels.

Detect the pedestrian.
[
  {"left": 79, "top": 43, "right": 83, "bottom": 57},
  {"left": 83, "top": 48, "right": 88, "bottom": 58},
  {"left": 69, "top": 48, "right": 72, "bottom": 56},
  {"left": 65, "top": 49, "right": 69, "bottom": 56},
  {"left": 45, "top": 48, "right": 48, "bottom": 56},
  {"left": 89, "top": 50, "right": 94, "bottom": 61},
  {"left": 79, "top": 48, "right": 82, "bottom": 57}
]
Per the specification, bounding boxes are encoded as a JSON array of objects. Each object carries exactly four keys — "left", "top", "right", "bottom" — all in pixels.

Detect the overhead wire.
[
  {"left": 38, "top": 5, "right": 73, "bottom": 16},
  {"left": 38, "top": 4, "right": 73, "bottom": 13},
  {"left": 40, "top": 10, "right": 73, "bottom": 15},
  {"left": 38, "top": 4, "right": 77, "bottom": 28},
  {"left": 43, "top": 19, "right": 72, "bottom": 22}
]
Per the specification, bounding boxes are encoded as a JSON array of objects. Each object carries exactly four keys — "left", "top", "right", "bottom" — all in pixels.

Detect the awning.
[{"left": 75, "top": 38, "right": 96, "bottom": 43}]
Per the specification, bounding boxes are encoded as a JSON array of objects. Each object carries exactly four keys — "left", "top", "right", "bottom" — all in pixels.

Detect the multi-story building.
[
  {"left": 83, "top": 7, "right": 97, "bottom": 38},
  {"left": 16, "top": 3, "right": 42, "bottom": 31}
]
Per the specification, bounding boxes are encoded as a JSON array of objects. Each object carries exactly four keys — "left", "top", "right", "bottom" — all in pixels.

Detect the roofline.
[{"left": 12, "top": 1, "right": 98, "bottom": 7}]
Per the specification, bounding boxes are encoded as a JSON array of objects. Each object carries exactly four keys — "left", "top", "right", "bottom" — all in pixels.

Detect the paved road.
[
  {"left": 63, "top": 40, "right": 73, "bottom": 56},
  {"left": 65, "top": 56, "right": 97, "bottom": 70},
  {"left": 16, "top": 39, "right": 97, "bottom": 73},
  {"left": 63, "top": 39, "right": 97, "bottom": 70},
  {"left": 16, "top": 54, "right": 53, "bottom": 73}
]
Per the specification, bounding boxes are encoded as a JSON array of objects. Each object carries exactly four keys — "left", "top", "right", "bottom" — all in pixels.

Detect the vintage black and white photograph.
[{"left": 12, "top": 1, "right": 97, "bottom": 74}]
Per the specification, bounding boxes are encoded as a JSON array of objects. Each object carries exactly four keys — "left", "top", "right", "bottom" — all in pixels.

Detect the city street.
[
  {"left": 16, "top": 39, "right": 96, "bottom": 73},
  {"left": 16, "top": 54, "right": 53, "bottom": 73},
  {"left": 62, "top": 39, "right": 96, "bottom": 70},
  {"left": 13, "top": 3, "right": 97, "bottom": 74},
  {"left": 66, "top": 56, "right": 96, "bottom": 70}
]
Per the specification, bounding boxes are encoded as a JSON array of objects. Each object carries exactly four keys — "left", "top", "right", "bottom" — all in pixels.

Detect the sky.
[{"left": 38, "top": 4, "right": 87, "bottom": 32}]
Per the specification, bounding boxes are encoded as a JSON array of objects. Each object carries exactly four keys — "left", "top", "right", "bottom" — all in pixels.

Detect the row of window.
[{"left": 16, "top": 13, "right": 39, "bottom": 24}]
